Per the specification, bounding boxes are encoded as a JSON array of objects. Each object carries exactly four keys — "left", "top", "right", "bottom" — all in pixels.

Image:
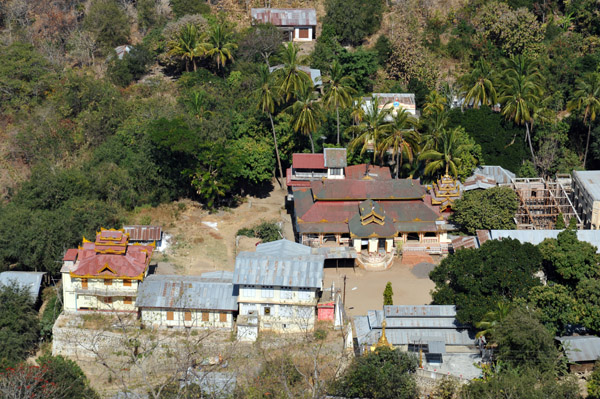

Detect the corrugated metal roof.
[
  {"left": 256, "top": 239, "right": 311, "bottom": 257},
  {"left": 0, "top": 271, "right": 46, "bottom": 301},
  {"left": 345, "top": 164, "right": 391, "bottom": 180},
  {"left": 384, "top": 305, "right": 457, "bottom": 317},
  {"left": 573, "top": 171, "right": 600, "bottom": 201},
  {"left": 557, "top": 336, "right": 600, "bottom": 363},
  {"left": 473, "top": 166, "right": 515, "bottom": 185},
  {"left": 427, "top": 340, "right": 446, "bottom": 354},
  {"left": 357, "top": 328, "right": 475, "bottom": 347},
  {"left": 136, "top": 274, "right": 237, "bottom": 311},
  {"left": 270, "top": 65, "right": 321, "bottom": 86},
  {"left": 251, "top": 8, "right": 317, "bottom": 26},
  {"left": 292, "top": 153, "right": 325, "bottom": 169},
  {"left": 63, "top": 248, "right": 78, "bottom": 261},
  {"left": 370, "top": 93, "right": 416, "bottom": 106},
  {"left": 311, "top": 179, "right": 426, "bottom": 200},
  {"left": 233, "top": 250, "right": 324, "bottom": 288},
  {"left": 324, "top": 148, "right": 347, "bottom": 168},
  {"left": 311, "top": 246, "right": 357, "bottom": 259},
  {"left": 123, "top": 225, "right": 162, "bottom": 241},
  {"left": 490, "top": 230, "right": 600, "bottom": 252},
  {"left": 374, "top": 317, "right": 462, "bottom": 329}
]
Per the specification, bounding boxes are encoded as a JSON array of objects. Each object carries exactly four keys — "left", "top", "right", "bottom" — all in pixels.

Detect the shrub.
[{"left": 170, "top": 0, "right": 210, "bottom": 18}]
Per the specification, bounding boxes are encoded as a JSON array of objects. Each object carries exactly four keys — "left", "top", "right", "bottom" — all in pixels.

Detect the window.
[
  {"left": 123, "top": 279, "right": 132, "bottom": 287},
  {"left": 281, "top": 287, "right": 293, "bottom": 299},
  {"left": 329, "top": 168, "right": 342, "bottom": 176},
  {"left": 184, "top": 311, "right": 192, "bottom": 321},
  {"left": 81, "top": 278, "right": 88, "bottom": 289},
  {"left": 298, "top": 28, "right": 309, "bottom": 39},
  {"left": 166, "top": 311, "right": 174, "bottom": 321},
  {"left": 123, "top": 297, "right": 132, "bottom": 305},
  {"left": 104, "top": 279, "right": 112, "bottom": 286},
  {"left": 202, "top": 312, "right": 209, "bottom": 322},
  {"left": 103, "top": 297, "right": 112, "bottom": 304},
  {"left": 242, "top": 285, "right": 256, "bottom": 297},
  {"left": 262, "top": 286, "right": 274, "bottom": 298},
  {"left": 220, "top": 313, "right": 227, "bottom": 322},
  {"left": 263, "top": 307, "right": 271, "bottom": 316}
]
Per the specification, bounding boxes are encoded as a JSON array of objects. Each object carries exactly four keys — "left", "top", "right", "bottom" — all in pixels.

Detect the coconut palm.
[
  {"left": 347, "top": 97, "right": 392, "bottom": 164},
  {"left": 322, "top": 61, "right": 356, "bottom": 145},
  {"left": 422, "top": 90, "right": 447, "bottom": 117},
  {"left": 276, "top": 42, "right": 312, "bottom": 102},
  {"left": 498, "top": 55, "right": 544, "bottom": 163},
  {"left": 421, "top": 111, "right": 449, "bottom": 151},
  {"left": 379, "top": 109, "right": 420, "bottom": 178},
  {"left": 255, "top": 65, "right": 284, "bottom": 186},
  {"left": 167, "top": 23, "right": 205, "bottom": 72},
  {"left": 202, "top": 22, "right": 238, "bottom": 71},
  {"left": 567, "top": 72, "right": 600, "bottom": 167},
  {"left": 475, "top": 302, "right": 512, "bottom": 340},
  {"left": 350, "top": 97, "right": 366, "bottom": 127},
  {"left": 460, "top": 58, "right": 497, "bottom": 109},
  {"left": 185, "top": 91, "right": 213, "bottom": 121},
  {"left": 418, "top": 126, "right": 466, "bottom": 178},
  {"left": 286, "top": 85, "right": 323, "bottom": 153}
]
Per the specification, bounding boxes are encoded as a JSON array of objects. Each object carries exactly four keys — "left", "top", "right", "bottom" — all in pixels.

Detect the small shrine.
[
  {"left": 370, "top": 320, "right": 394, "bottom": 352},
  {"left": 350, "top": 199, "right": 397, "bottom": 255},
  {"left": 430, "top": 175, "right": 462, "bottom": 211}
]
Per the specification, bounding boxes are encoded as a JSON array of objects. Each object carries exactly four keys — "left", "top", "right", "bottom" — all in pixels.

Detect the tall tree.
[
  {"left": 255, "top": 65, "right": 284, "bottom": 187},
  {"left": 498, "top": 55, "right": 544, "bottom": 163},
  {"left": 347, "top": 97, "right": 391, "bottom": 164},
  {"left": 202, "top": 22, "right": 238, "bottom": 71},
  {"left": 286, "top": 86, "right": 323, "bottom": 153},
  {"left": 322, "top": 60, "right": 356, "bottom": 145},
  {"left": 379, "top": 109, "right": 419, "bottom": 178},
  {"left": 460, "top": 58, "right": 497, "bottom": 109},
  {"left": 167, "top": 23, "right": 204, "bottom": 72},
  {"left": 383, "top": 282, "right": 394, "bottom": 306},
  {"left": 418, "top": 127, "right": 466, "bottom": 178},
  {"left": 567, "top": 72, "right": 600, "bottom": 167},
  {"left": 276, "top": 43, "right": 312, "bottom": 102}
]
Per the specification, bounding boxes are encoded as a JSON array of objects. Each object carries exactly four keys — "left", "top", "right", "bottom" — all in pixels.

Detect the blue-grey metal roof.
[
  {"left": 0, "top": 271, "right": 45, "bottom": 301},
  {"left": 573, "top": 170, "right": 600, "bottom": 201},
  {"left": 427, "top": 340, "right": 446, "bottom": 354},
  {"left": 251, "top": 8, "right": 317, "bottom": 26},
  {"left": 136, "top": 274, "right": 237, "bottom": 311},
  {"left": 255, "top": 239, "right": 311, "bottom": 257},
  {"left": 490, "top": 230, "right": 600, "bottom": 252},
  {"left": 557, "top": 336, "right": 600, "bottom": 363},
  {"left": 384, "top": 305, "right": 457, "bottom": 318},
  {"left": 233, "top": 251, "right": 324, "bottom": 289}
]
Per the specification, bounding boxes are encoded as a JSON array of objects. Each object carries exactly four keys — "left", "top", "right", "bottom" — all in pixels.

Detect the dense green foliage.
[
  {"left": 0, "top": 284, "right": 39, "bottom": 365},
  {"left": 430, "top": 239, "right": 542, "bottom": 325},
  {"left": 383, "top": 282, "right": 393, "bottom": 306},
  {"left": 38, "top": 355, "right": 99, "bottom": 399},
  {"left": 450, "top": 187, "right": 519, "bottom": 234},
  {"left": 237, "top": 221, "right": 282, "bottom": 243},
  {"left": 322, "top": 0, "right": 384, "bottom": 46},
  {"left": 331, "top": 347, "right": 418, "bottom": 399}
]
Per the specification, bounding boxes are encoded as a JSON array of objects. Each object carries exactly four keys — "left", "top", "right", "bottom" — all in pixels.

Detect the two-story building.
[
  {"left": 61, "top": 228, "right": 155, "bottom": 313},
  {"left": 136, "top": 271, "right": 237, "bottom": 330},
  {"left": 233, "top": 240, "right": 324, "bottom": 333}
]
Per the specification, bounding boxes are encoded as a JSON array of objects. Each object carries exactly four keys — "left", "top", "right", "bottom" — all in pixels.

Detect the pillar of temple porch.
[
  {"left": 368, "top": 238, "right": 377, "bottom": 253},
  {"left": 418, "top": 233, "right": 424, "bottom": 243},
  {"left": 318, "top": 234, "right": 324, "bottom": 245},
  {"left": 385, "top": 238, "right": 394, "bottom": 253},
  {"left": 335, "top": 234, "right": 341, "bottom": 244},
  {"left": 353, "top": 238, "right": 361, "bottom": 253}
]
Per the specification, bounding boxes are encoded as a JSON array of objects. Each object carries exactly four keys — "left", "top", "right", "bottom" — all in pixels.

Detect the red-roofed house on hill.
[{"left": 61, "top": 228, "right": 155, "bottom": 313}]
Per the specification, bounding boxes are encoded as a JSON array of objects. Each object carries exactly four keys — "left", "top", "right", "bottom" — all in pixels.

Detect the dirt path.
[{"left": 134, "top": 186, "right": 293, "bottom": 276}]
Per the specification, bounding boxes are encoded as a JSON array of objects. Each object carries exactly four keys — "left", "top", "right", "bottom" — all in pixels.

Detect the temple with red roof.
[
  {"left": 290, "top": 150, "right": 451, "bottom": 269},
  {"left": 61, "top": 228, "right": 155, "bottom": 313}
]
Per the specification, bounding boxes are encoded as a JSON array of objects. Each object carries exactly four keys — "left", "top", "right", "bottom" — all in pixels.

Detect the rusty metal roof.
[
  {"left": 311, "top": 179, "right": 426, "bottom": 200},
  {"left": 234, "top": 240, "right": 324, "bottom": 288},
  {"left": 344, "top": 164, "right": 391, "bottom": 180},
  {"left": 251, "top": 8, "right": 317, "bottom": 26},
  {"left": 123, "top": 225, "right": 162, "bottom": 241},
  {"left": 293, "top": 153, "right": 325, "bottom": 169},
  {"left": 324, "top": 148, "right": 347, "bottom": 168}
]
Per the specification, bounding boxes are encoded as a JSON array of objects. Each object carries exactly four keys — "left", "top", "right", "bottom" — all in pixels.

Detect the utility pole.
[{"left": 343, "top": 275, "right": 347, "bottom": 305}]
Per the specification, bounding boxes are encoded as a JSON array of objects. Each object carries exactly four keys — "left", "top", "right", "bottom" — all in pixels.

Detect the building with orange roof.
[{"left": 61, "top": 228, "right": 155, "bottom": 313}]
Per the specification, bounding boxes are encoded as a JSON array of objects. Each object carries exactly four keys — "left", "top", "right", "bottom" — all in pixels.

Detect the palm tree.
[
  {"left": 418, "top": 127, "right": 466, "bottom": 178},
  {"left": 350, "top": 97, "right": 366, "bottom": 127},
  {"left": 568, "top": 72, "right": 600, "bottom": 167},
  {"left": 475, "top": 302, "right": 512, "bottom": 340},
  {"left": 286, "top": 85, "right": 323, "bottom": 153},
  {"left": 322, "top": 61, "right": 356, "bottom": 145},
  {"left": 185, "top": 91, "right": 213, "bottom": 121},
  {"left": 202, "top": 22, "right": 238, "bottom": 71},
  {"left": 421, "top": 111, "right": 449, "bottom": 151},
  {"left": 255, "top": 65, "right": 284, "bottom": 187},
  {"left": 347, "top": 97, "right": 392, "bottom": 164},
  {"left": 460, "top": 58, "right": 497, "bottom": 109},
  {"left": 167, "top": 23, "right": 205, "bottom": 72},
  {"left": 379, "top": 109, "right": 420, "bottom": 178},
  {"left": 498, "top": 55, "right": 544, "bottom": 163},
  {"left": 276, "top": 42, "right": 312, "bottom": 102},
  {"left": 422, "top": 90, "right": 447, "bottom": 117}
]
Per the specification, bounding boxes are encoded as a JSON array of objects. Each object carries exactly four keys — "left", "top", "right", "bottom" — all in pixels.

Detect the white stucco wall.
[
  {"left": 140, "top": 308, "right": 233, "bottom": 329},
  {"left": 62, "top": 270, "right": 139, "bottom": 313},
  {"left": 293, "top": 27, "right": 314, "bottom": 42}
]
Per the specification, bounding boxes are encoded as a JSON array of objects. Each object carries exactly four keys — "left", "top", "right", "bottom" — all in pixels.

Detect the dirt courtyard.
[{"left": 133, "top": 184, "right": 438, "bottom": 315}]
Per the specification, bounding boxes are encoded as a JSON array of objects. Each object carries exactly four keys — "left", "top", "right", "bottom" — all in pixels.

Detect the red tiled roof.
[
  {"left": 123, "top": 225, "right": 162, "bottom": 241},
  {"left": 68, "top": 229, "right": 154, "bottom": 279},
  {"left": 345, "top": 164, "right": 391, "bottom": 180},
  {"left": 293, "top": 153, "right": 325, "bottom": 169},
  {"left": 286, "top": 168, "right": 312, "bottom": 187},
  {"left": 63, "top": 248, "right": 78, "bottom": 262}
]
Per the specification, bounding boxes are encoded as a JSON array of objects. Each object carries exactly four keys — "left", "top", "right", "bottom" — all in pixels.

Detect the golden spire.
[{"left": 371, "top": 320, "right": 394, "bottom": 351}]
